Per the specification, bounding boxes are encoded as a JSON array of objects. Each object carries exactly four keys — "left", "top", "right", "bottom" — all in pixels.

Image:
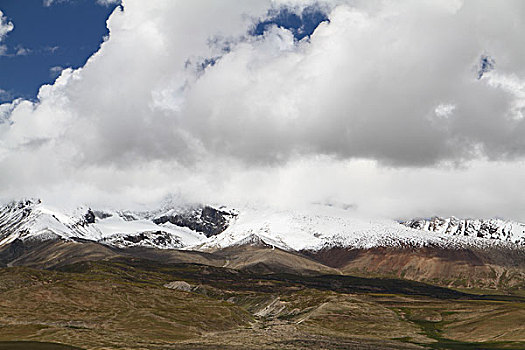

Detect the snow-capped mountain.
[
  {"left": 402, "top": 217, "right": 525, "bottom": 245},
  {"left": 1, "top": 199, "right": 524, "bottom": 252},
  {"left": 0, "top": 199, "right": 102, "bottom": 246},
  {"left": 0, "top": 199, "right": 235, "bottom": 249},
  {"left": 199, "top": 206, "right": 525, "bottom": 251}
]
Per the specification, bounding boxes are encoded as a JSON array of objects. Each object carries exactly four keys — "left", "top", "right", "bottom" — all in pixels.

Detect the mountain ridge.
[
  {"left": 2, "top": 199, "right": 525, "bottom": 252},
  {"left": 1, "top": 198, "right": 524, "bottom": 290},
  {"left": 402, "top": 216, "right": 525, "bottom": 245}
]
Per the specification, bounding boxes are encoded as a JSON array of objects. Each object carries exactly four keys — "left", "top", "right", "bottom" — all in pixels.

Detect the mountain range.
[
  {"left": 1, "top": 198, "right": 525, "bottom": 349},
  {"left": 1, "top": 198, "right": 524, "bottom": 290},
  {"left": 2, "top": 198, "right": 524, "bottom": 250}
]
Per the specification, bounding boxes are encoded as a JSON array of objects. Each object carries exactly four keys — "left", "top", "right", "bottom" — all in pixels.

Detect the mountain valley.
[{"left": 0, "top": 199, "right": 524, "bottom": 349}]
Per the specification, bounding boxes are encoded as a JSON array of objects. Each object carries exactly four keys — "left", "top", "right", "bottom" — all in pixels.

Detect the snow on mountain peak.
[
  {"left": 0, "top": 199, "right": 103, "bottom": 246},
  {"left": 1, "top": 199, "right": 524, "bottom": 251},
  {"left": 197, "top": 206, "right": 525, "bottom": 252},
  {"left": 0, "top": 199, "right": 235, "bottom": 249},
  {"left": 402, "top": 216, "right": 525, "bottom": 245}
]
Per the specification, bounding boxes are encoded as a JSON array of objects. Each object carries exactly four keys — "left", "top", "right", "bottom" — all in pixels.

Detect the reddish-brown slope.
[{"left": 304, "top": 246, "right": 525, "bottom": 290}]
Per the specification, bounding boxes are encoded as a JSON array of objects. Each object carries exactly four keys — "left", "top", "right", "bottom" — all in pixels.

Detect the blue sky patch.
[
  {"left": 0, "top": 0, "right": 120, "bottom": 103},
  {"left": 252, "top": 5, "right": 329, "bottom": 41},
  {"left": 477, "top": 55, "right": 495, "bottom": 80}
]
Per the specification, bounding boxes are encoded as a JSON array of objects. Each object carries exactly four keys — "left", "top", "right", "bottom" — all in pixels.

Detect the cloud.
[
  {"left": 173, "top": 0, "right": 524, "bottom": 167},
  {"left": 1, "top": 45, "right": 32, "bottom": 58},
  {"left": 0, "top": 10, "right": 30, "bottom": 57},
  {"left": 96, "top": 0, "right": 121, "bottom": 6},
  {"left": 15, "top": 45, "right": 31, "bottom": 56},
  {"left": 1, "top": 0, "right": 525, "bottom": 219},
  {"left": 0, "top": 10, "right": 13, "bottom": 41},
  {"left": 44, "top": 0, "right": 120, "bottom": 7},
  {"left": 43, "top": 0, "right": 67, "bottom": 6},
  {"left": 0, "top": 89, "right": 12, "bottom": 101},
  {"left": 49, "top": 65, "right": 65, "bottom": 77},
  {"left": 44, "top": 45, "right": 59, "bottom": 54}
]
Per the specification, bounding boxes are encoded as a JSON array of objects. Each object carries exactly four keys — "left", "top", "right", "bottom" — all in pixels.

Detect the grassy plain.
[{"left": 0, "top": 258, "right": 523, "bottom": 349}]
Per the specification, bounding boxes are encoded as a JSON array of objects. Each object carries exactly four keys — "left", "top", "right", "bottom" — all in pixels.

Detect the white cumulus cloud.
[
  {"left": 0, "top": 10, "right": 13, "bottom": 42},
  {"left": 1, "top": 0, "right": 525, "bottom": 220}
]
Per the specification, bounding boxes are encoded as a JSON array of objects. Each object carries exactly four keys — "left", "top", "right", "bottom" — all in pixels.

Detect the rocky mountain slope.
[{"left": 402, "top": 216, "right": 525, "bottom": 244}]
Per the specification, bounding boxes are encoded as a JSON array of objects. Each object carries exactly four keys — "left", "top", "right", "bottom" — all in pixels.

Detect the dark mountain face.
[
  {"left": 153, "top": 206, "right": 237, "bottom": 237},
  {"left": 0, "top": 239, "right": 25, "bottom": 266},
  {"left": 84, "top": 209, "right": 96, "bottom": 224}
]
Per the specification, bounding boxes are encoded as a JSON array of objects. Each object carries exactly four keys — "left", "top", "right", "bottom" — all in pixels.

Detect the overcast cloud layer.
[{"left": 1, "top": 0, "right": 525, "bottom": 220}]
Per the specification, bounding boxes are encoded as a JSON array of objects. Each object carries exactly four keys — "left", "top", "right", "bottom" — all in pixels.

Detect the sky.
[
  {"left": 0, "top": 0, "right": 525, "bottom": 220},
  {"left": 0, "top": 0, "right": 119, "bottom": 102}
]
